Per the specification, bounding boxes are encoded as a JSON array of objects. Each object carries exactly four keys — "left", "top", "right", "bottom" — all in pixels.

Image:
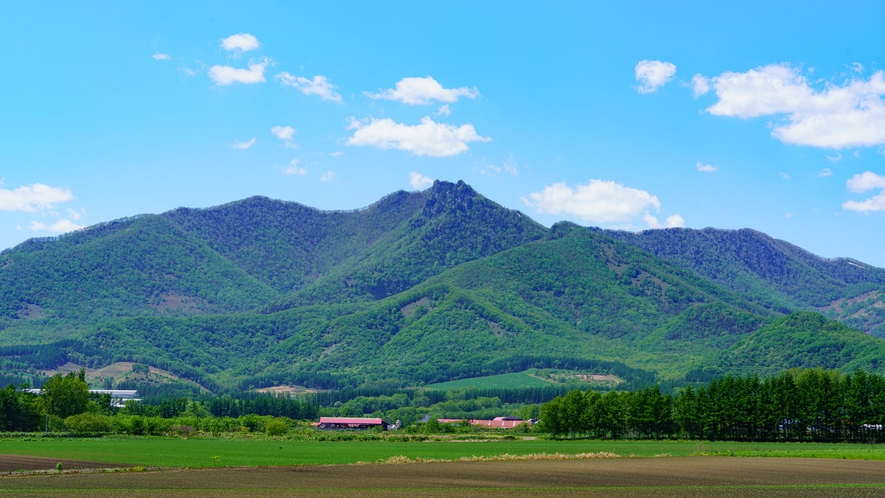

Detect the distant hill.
[
  {"left": 606, "top": 227, "right": 885, "bottom": 336},
  {"left": 1, "top": 181, "right": 884, "bottom": 392}
]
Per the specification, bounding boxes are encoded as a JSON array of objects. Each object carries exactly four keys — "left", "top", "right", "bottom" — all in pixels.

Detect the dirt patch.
[
  {"left": 3, "top": 457, "right": 885, "bottom": 494},
  {"left": 401, "top": 297, "right": 431, "bottom": 318},
  {"left": 0, "top": 454, "right": 130, "bottom": 473},
  {"left": 40, "top": 362, "right": 96, "bottom": 377},
  {"left": 16, "top": 304, "right": 44, "bottom": 321},
  {"left": 152, "top": 292, "right": 205, "bottom": 314}
]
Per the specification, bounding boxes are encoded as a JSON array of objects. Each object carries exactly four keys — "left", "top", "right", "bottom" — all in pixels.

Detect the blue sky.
[{"left": 3, "top": 1, "right": 885, "bottom": 265}]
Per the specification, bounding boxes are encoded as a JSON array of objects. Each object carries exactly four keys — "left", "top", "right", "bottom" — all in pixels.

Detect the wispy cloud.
[
  {"left": 780, "top": 172, "right": 791, "bottom": 179},
  {"left": 818, "top": 168, "right": 834, "bottom": 177},
  {"left": 320, "top": 170, "right": 336, "bottom": 182},
  {"left": 232, "top": 138, "right": 256, "bottom": 149},
  {"left": 282, "top": 159, "right": 308, "bottom": 176},
  {"left": 29, "top": 219, "right": 83, "bottom": 233},
  {"left": 152, "top": 53, "right": 171, "bottom": 61},
  {"left": 271, "top": 126, "right": 296, "bottom": 140},
  {"left": 0, "top": 184, "right": 74, "bottom": 212},
  {"left": 276, "top": 73, "right": 342, "bottom": 102},
  {"left": 696, "top": 161, "right": 718, "bottom": 172}
]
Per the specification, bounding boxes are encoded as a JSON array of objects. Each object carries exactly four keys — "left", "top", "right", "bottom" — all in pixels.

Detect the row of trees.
[{"left": 540, "top": 368, "right": 885, "bottom": 442}]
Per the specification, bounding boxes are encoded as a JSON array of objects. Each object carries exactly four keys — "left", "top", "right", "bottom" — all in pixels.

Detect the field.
[
  {"left": 2, "top": 457, "right": 885, "bottom": 497},
  {"left": 4, "top": 438, "right": 885, "bottom": 468},
  {"left": 426, "top": 369, "right": 557, "bottom": 389}
]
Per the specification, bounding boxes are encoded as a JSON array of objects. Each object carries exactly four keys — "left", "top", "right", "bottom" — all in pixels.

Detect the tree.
[
  {"left": 0, "top": 384, "right": 41, "bottom": 432},
  {"left": 40, "top": 370, "right": 89, "bottom": 419}
]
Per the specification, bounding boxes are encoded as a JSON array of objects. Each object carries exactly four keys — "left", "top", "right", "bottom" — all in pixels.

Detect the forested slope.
[
  {"left": 607, "top": 227, "right": 885, "bottom": 335},
  {"left": 1, "top": 181, "right": 884, "bottom": 392}
]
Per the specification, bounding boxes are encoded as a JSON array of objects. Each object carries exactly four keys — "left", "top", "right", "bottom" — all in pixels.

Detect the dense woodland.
[
  {"left": 540, "top": 369, "right": 885, "bottom": 442},
  {"left": 0, "top": 181, "right": 884, "bottom": 394}
]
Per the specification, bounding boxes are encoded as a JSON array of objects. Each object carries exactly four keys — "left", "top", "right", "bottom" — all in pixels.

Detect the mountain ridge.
[{"left": 1, "top": 180, "right": 884, "bottom": 392}]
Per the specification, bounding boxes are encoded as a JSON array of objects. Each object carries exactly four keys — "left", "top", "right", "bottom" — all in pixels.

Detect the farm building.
[
  {"left": 315, "top": 417, "right": 393, "bottom": 430},
  {"left": 437, "top": 416, "right": 534, "bottom": 429},
  {"left": 26, "top": 389, "right": 139, "bottom": 408}
]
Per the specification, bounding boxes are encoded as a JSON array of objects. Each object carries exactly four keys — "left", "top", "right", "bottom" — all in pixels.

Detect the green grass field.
[
  {"left": 3, "top": 438, "right": 885, "bottom": 468},
  {"left": 426, "top": 369, "right": 556, "bottom": 390}
]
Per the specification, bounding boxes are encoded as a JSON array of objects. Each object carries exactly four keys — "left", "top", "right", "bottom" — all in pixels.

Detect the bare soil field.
[
  {"left": 0, "top": 454, "right": 130, "bottom": 473},
  {"left": 2, "top": 456, "right": 885, "bottom": 497}
]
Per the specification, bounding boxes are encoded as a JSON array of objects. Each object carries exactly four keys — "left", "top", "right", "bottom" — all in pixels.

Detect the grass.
[
  {"left": 426, "top": 369, "right": 556, "bottom": 390},
  {"left": 2, "top": 438, "right": 885, "bottom": 468}
]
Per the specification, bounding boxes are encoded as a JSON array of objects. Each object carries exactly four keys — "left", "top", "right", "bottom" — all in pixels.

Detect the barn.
[{"left": 315, "top": 417, "right": 390, "bottom": 430}]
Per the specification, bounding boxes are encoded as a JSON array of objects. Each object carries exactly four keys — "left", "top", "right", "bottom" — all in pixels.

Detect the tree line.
[{"left": 540, "top": 368, "right": 885, "bottom": 442}]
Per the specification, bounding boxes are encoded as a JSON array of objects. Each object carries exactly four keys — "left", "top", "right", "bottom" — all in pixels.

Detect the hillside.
[
  {"left": 606, "top": 227, "right": 885, "bottom": 336},
  {"left": 2, "top": 181, "right": 885, "bottom": 392}
]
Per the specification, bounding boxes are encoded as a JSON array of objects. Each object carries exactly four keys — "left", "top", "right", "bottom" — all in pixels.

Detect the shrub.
[
  {"left": 266, "top": 419, "right": 288, "bottom": 436},
  {"left": 131, "top": 363, "right": 150, "bottom": 374},
  {"left": 65, "top": 412, "right": 113, "bottom": 434}
]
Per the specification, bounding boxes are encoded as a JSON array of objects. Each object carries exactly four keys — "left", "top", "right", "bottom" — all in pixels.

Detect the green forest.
[{"left": 1, "top": 180, "right": 884, "bottom": 395}]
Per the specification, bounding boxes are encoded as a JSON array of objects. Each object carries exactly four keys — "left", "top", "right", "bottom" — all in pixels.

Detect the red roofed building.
[
  {"left": 316, "top": 417, "right": 389, "bottom": 430},
  {"left": 437, "top": 417, "right": 531, "bottom": 429}
]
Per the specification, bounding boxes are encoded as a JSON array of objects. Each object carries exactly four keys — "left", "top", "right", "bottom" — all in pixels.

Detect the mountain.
[
  {"left": 1, "top": 181, "right": 884, "bottom": 392},
  {"left": 606, "top": 227, "right": 885, "bottom": 336}
]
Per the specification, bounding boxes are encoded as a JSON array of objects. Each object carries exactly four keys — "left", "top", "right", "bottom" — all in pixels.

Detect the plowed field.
[{"left": 2, "top": 456, "right": 885, "bottom": 497}]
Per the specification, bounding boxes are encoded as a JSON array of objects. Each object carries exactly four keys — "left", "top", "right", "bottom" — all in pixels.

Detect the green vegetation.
[
  {"left": 607, "top": 227, "right": 885, "bottom": 335},
  {"left": 2, "top": 438, "right": 885, "bottom": 468},
  {"left": 2, "top": 181, "right": 885, "bottom": 393},
  {"left": 540, "top": 368, "right": 885, "bottom": 442},
  {"left": 428, "top": 370, "right": 557, "bottom": 390}
]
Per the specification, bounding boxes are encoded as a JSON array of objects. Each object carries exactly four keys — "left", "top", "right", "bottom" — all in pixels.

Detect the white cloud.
[
  {"left": 522, "top": 179, "right": 661, "bottom": 223},
  {"left": 271, "top": 126, "right": 296, "bottom": 140},
  {"left": 409, "top": 172, "right": 434, "bottom": 189},
  {"left": 702, "top": 64, "right": 885, "bottom": 149},
  {"left": 183, "top": 68, "right": 196, "bottom": 77},
  {"left": 696, "top": 161, "right": 718, "bottom": 172},
  {"left": 851, "top": 62, "right": 864, "bottom": 74},
  {"left": 152, "top": 53, "right": 170, "bottom": 61},
  {"left": 366, "top": 76, "right": 479, "bottom": 105},
  {"left": 437, "top": 104, "right": 451, "bottom": 116},
  {"left": 826, "top": 153, "right": 842, "bottom": 162},
  {"left": 843, "top": 171, "right": 885, "bottom": 213},
  {"left": 282, "top": 159, "right": 308, "bottom": 176},
  {"left": 276, "top": 73, "right": 342, "bottom": 102},
  {"left": 232, "top": 138, "right": 256, "bottom": 149},
  {"left": 209, "top": 60, "right": 268, "bottom": 85},
  {"left": 644, "top": 213, "right": 685, "bottom": 229},
  {"left": 220, "top": 33, "right": 260, "bottom": 53},
  {"left": 0, "top": 184, "right": 74, "bottom": 212},
  {"left": 635, "top": 60, "right": 677, "bottom": 94},
  {"left": 846, "top": 171, "right": 885, "bottom": 192},
  {"left": 780, "top": 172, "right": 791, "bottom": 179},
  {"left": 347, "top": 116, "right": 490, "bottom": 157},
  {"left": 320, "top": 170, "right": 336, "bottom": 182},
  {"left": 818, "top": 168, "right": 834, "bottom": 177},
  {"left": 691, "top": 74, "right": 710, "bottom": 97},
  {"left": 329, "top": 151, "right": 344, "bottom": 157},
  {"left": 67, "top": 207, "right": 86, "bottom": 220},
  {"left": 785, "top": 212, "right": 794, "bottom": 218},
  {"left": 28, "top": 219, "right": 83, "bottom": 233}
]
